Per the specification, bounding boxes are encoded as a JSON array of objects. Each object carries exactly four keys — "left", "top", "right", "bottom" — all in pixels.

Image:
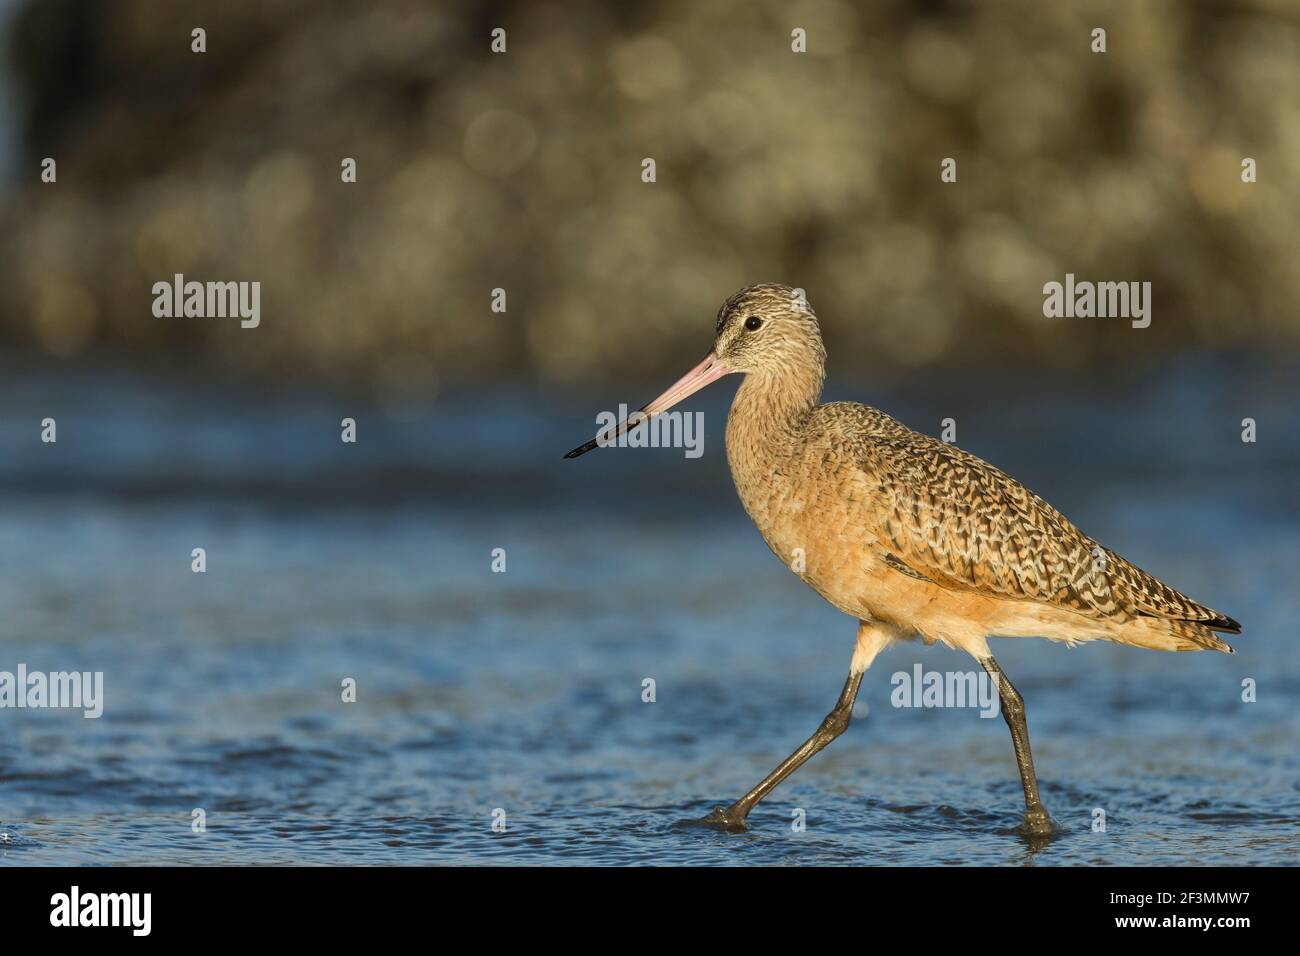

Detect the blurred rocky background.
[{"left": 0, "top": 0, "right": 1297, "bottom": 399}]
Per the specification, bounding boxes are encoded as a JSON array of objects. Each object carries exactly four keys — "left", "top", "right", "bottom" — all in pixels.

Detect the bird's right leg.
[
  {"left": 977, "top": 655, "right": 1057, "bottom": 837},
  {"left": 693, "top": 621, "right": 891, "bottom": 832}
]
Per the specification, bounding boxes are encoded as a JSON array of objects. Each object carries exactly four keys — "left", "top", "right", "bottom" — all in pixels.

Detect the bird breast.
[{"left": 726, "top": 409, "right": 887, "bottom": 620}]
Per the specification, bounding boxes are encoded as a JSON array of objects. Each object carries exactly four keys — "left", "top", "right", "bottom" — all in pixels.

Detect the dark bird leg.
[
  {"left": 697, "top": 669, "right": 864, "bottom": 832},
  {"left": 979, "top": 656, "right": 1056, "bottom": 837}
]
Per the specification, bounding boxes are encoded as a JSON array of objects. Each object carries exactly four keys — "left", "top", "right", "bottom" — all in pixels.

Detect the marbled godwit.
[{"left": 565, "top": 283, "right": 1241, "bottom": 836}]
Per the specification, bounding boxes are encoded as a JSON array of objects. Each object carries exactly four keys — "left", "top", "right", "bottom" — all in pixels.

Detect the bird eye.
[{"left": 744, "top": 316, "right": 763, "bottom": 331}]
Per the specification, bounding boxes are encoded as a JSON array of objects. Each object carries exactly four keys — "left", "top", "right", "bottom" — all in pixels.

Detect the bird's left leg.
[{"left": 696, "top": 621, "right": 892, "bottom": 832}]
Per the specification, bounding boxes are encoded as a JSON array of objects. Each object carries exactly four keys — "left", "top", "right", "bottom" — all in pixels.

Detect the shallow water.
[{"left": 0, "top": 355, "right": 1296, "bottom": 865}]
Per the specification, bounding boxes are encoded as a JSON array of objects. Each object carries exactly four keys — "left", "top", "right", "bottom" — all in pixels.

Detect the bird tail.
[
  {"left": 1103, "top": 549, "right": 1241, "bottom": 653},
  {"left": 1145, "top": 601, "right": 1241, "bottom": 653},
  {"left": 1117, "top": 616, "right": 1239, "bottom": 654},
  {"left": 1171, "top": 621, "right": 1238, "bottom": 654}
]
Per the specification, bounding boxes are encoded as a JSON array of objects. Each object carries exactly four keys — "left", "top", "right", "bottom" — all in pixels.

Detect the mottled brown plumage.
[
  {"left": 717, "top": 283, "right": 1240, "bottom": 659},
  {"left": 566, "top": 282, "right": 1241, "bottom": 835}
]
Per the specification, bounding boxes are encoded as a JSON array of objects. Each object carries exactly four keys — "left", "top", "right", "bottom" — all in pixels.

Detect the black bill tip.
[{"left": 564, "top": 438, "right": 600, "bottom": 460}]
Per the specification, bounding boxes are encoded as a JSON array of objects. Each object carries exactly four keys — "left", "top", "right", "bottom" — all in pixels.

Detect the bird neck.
[{"left": 725, "top": 361, "right": 824, "bottom": 466}]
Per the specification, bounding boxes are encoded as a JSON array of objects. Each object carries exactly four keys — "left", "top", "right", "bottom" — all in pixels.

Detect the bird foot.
[
  {"left": 675, "top": 806, "right": 749, "bottom": 833},
  {"left": 1019, "top": 806, "right": 1061, "bottom": 839},
  {"left": 699, "top": 806, "right": 750, "bottom": 832}
]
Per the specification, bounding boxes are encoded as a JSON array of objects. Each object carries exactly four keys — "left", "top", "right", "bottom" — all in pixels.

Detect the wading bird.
[{"left": 565, "top": 284, "right": 1240, "bottom": 835}]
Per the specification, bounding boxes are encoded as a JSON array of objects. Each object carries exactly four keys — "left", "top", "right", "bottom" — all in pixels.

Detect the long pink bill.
[{"left": 564, "top": 353, "right": 731, "bottom": 459}]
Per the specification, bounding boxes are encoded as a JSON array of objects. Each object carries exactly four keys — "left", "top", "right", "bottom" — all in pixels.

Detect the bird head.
[
  {"left": 564, "top": 283, "right": 824, "bottom": 458},
  {"left": 710, "top": 283, "right": 826, "bottom": 377}
]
